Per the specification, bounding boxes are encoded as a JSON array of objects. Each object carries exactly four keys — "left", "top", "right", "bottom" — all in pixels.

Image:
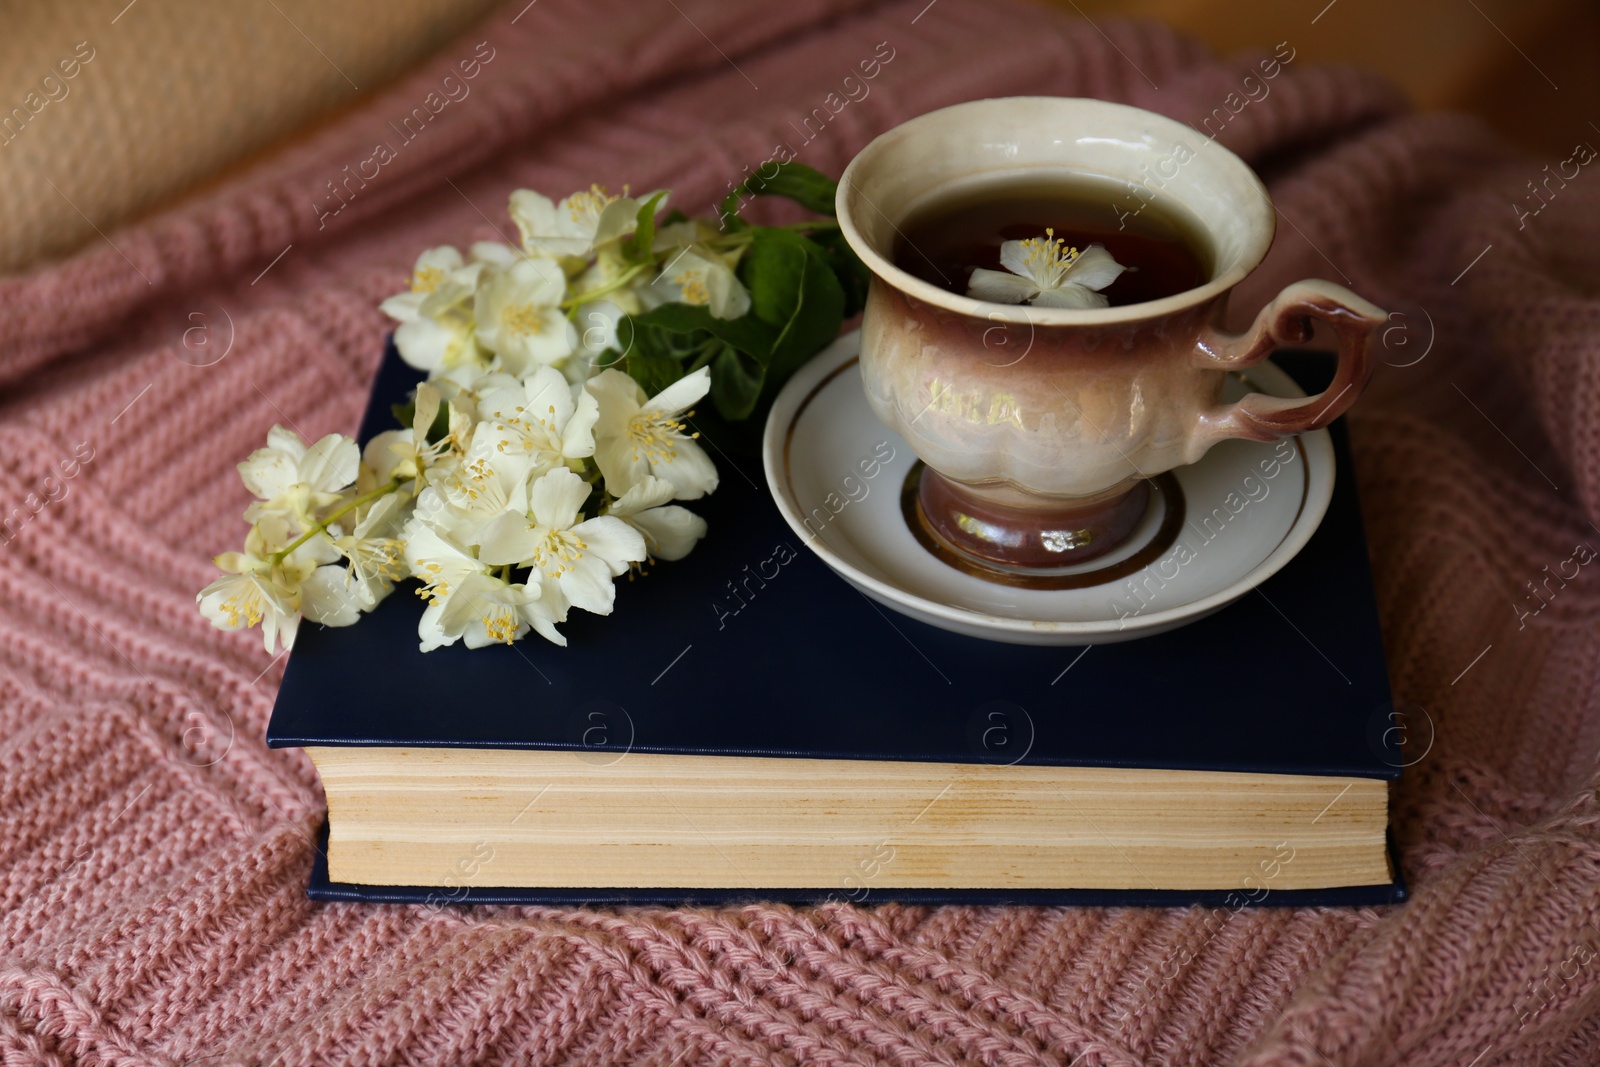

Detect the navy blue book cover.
[{"left": 273, "top": 341, "right": 1407, "bottom": 907}]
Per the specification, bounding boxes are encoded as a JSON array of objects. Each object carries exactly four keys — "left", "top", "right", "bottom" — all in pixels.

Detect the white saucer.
[{"left": 761, "top": 330, "right": 1336, "bottom": 645}]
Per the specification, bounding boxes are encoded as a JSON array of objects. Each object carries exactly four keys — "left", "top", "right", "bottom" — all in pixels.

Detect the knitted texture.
[{"left": 2, "top": 0, "right": 1598, "bottom": 1063}]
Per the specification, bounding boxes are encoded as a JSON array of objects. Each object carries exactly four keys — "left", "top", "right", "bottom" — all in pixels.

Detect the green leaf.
[
  {"left": 717, "top": 192, "right": 750, "bottom": 233},
  {"left": 389, "top": 398, "right": 450, "bottom": 443},
  {"left": 631, "top": 302, "right": 777, "bottom": 361},
  {"left": 740, "top": 229, "right": 846, "bottom": 390},
  {"left": 808, "top": 226, "right": 871, "bottom": 320},
  {"left": 625, "top": 191, "right": 669, "bottom": 263},
  {"left": 602, "top": 167, "right": 852, "bottom": 430},
  {"left": 612, "top": 314, "right": 683, "bottom": 398},
  {"left": 425, "top": 402, "right": 450, "bottom": 444},
  {"left": 709, "top": 345, "right": 766, "bottom": 421},
  {"left": 746, "top": 162, "right": 839, "bottom": 215},
  {"left": 614, "top": 310, "right": 686, "bottom": 362},
  {"left": 622, "top": 345, "right": 683, "bottom": 399},
  {"left": 720, "top": 161, "right": 838, "bottom": 227}
]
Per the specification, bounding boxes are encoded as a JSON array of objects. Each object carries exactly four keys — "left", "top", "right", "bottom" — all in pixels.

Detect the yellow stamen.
[
  {"left": 483, "top": 609, "right": 519, "bottom": 644},
  {"left": 1017, "top": 227, "right": 1081, "bottom": 287},
  {"left": 501, "top": 303, "right": 545, "bottom": 337},
  {"left": 674, "top": 271, "right": 710, "bottom": 306},
  {"left": 567, "top": 184, "right": 619, "bottom": 224},
  {"left": 625, "top": 408, "right": 690, "bottom": 466}
]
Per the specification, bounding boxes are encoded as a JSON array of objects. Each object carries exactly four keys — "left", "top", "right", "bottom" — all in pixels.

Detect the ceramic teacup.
[{"left": 836, "top": 96, "right": 1385, "bottom": 573}]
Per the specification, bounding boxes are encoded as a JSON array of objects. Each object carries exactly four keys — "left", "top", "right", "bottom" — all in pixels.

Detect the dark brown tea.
[{"left": 893, "top": 175, "right": 1212, "bottom": 307}]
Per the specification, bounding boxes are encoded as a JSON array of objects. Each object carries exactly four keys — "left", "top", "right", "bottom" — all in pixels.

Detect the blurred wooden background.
[{"left": 1069, "top": 0, "right": 1598, "bottom": 156}]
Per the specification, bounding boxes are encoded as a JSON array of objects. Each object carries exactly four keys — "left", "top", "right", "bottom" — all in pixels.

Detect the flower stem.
[
  {"left": 271, "top": 479, "right": 404, "bottom": 563},
  {"left": 561, "top": 261, "right": 651, "bottom": 310}
]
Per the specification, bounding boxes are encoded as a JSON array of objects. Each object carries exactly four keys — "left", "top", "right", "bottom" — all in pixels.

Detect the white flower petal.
[
  {"left": 558, "top": 553, "right": 618, "bottom": 615},
  {"left": 996, "top": 240, "right": 1033, "bottom": 279},
  {"left": 586, "top": 369, "right": 643, "bottom": 437},
  {"left": 475, "top": 383, "right": 526, "bottom": 425},
  {"left": 508, "top": 189, "right": 555, "bottom": 227},
  {"left": 404, "top": 522, "right": 481, "bottom": 580},
  {"left": 651, "top": 220, "right": 702, "bottom": 252},
  {"left": 570, "top": 515, "right": 646, "bottom": 574},
  {"left": 413, "top": 383, "right": 442, "bottom": 441},
  {"left": 966, "top": 268, "right": 1038, "bottom": 305},
  {"left": 474, "top": 259, "right": 575, "bottom": 372},
  {"left": 523, "top": 316, "right": 578, "bottom": 369},
  {"left": 592, "top": 196, "right": 645, "bottom": 247},
  {"left": 476, "top": 510, "right": 541, "bottom": 567},
  {"left": 469, "top": 241, "right": 521, "bottom": 267},
  {"left": 262, "top": 608, "right": 300, "bottom": 654},
  {"left": 629, "top": 504, "right": 706, "bottom": 561},
  {"left": 298, "top": 434, "right": 359, "bottom": 494},
  {"left": 710, "top": 271, "right": 752, "bottom": 320},
  {"left": 574, "top": 300, "right": 625, "bottom": 360},
  {"left": 562, "top": 389, "right": 600, "bottom": 459},
  {"left": 417, "top": 262, "right": 485, "bottom": 318},
  {"left": 394, "top": 316, "right": 466, "bottom": 372},
  {"left": 1030, "top": 283, "right": 1109, "bottom": 309},
  {"left": 528, "top": 466, "right": 590, "bottom": 532},
  {"left": 417, "top": 599, "right": 457, "bottom": 652},
  {"left": 463, "top": 619, "right": 528, "bottom": 649},
  {"left": 196, "top": 574, "right": 254, "bottom": 630},
  {"left": 524, "top": 609, "right": 567, "bottom": 647},
  {"left": 265, "top": 426, "right": 305, "bottom": 458},
  {"left": 414, "top": 563, "right": 521, "bottom": 652},
  {"left": 197, "top": 573, "right": 299, "bottom": 653},
  {"left": 522, "top": 365, "right": 575, "bottom": 427},
  {"left": 645, "top": 367, "right": 711, "bottom": 418},
  {"left": 353, "top": 492, "right": 404, "bottom": 538},
  {"left": 250, "top": 515, "right": 296, "bottom": 554},
  {"left": 238, "top": 448, "right": 297, "bottom": 501},
  {"left": 650, "top": 438, "right": 719, "bottom": 501},
  {"left": 514, "top": 257, "right": 569, "bottom": 303},
  {"left": 288, "top": 531, "right": 343, "bottom": 568},
  {"left": 300, "top": 565, "right": 364, "bottom": 627},
  {"left": 534, "top": 578, "right": 569, "bottom": 621},
  {"left": 1062, "top": 244, "right": 1128, "bottom": 292},
  {"left": 436, "top": 572, "right": 500, "bottom": 641},
  {"left": 595, "top": 434, "right": 649, "bottom": 499},
  {"left": 379, "top": 291, "right": 425, "bottom": 323},
  {"left": 414, "top": 246, "right": 465, "bottom": 275},
  {"left": 364, "top": 430, "right": 410, "bottom": 485},
  {"left": 647, "top": 249, "right": 748, "bottom": 320},
  {"left": 460, "top": 578, "right": 537, "bottom": 648},
  {"left": 608, "top": 476, "right": 677, "bottom": 515},
  {"left": 510, "top": 189, "right": 582, "bottom": 256}
]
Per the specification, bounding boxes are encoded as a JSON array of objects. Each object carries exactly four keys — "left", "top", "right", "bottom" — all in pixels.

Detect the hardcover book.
[{"left": 268, "top": 341, "right": 1406, "bottom": 908}]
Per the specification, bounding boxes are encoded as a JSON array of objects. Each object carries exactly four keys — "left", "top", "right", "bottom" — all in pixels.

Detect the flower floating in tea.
[{"left": 966, "top": 228, "right": 1127, "bottom": 309}]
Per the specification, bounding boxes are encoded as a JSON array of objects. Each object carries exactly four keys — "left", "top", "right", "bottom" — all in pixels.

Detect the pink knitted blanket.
[{"left": 3, "top": 1, "right": 1598, "bottom": 1063}]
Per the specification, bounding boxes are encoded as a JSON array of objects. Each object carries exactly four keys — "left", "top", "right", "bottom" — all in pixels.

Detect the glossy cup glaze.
[{"left": 837, "top": 97, "right": 1385, "bottom": 571}]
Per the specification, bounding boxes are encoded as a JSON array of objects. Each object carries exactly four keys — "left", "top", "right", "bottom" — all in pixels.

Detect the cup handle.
[{"left": 1191, "top": 279, "right": 1386, "bottom": 451}]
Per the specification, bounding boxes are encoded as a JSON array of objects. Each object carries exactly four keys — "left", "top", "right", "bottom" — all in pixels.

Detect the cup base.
[{"left": 914, "top": 469, "right": 1152, "bottom": 574}]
